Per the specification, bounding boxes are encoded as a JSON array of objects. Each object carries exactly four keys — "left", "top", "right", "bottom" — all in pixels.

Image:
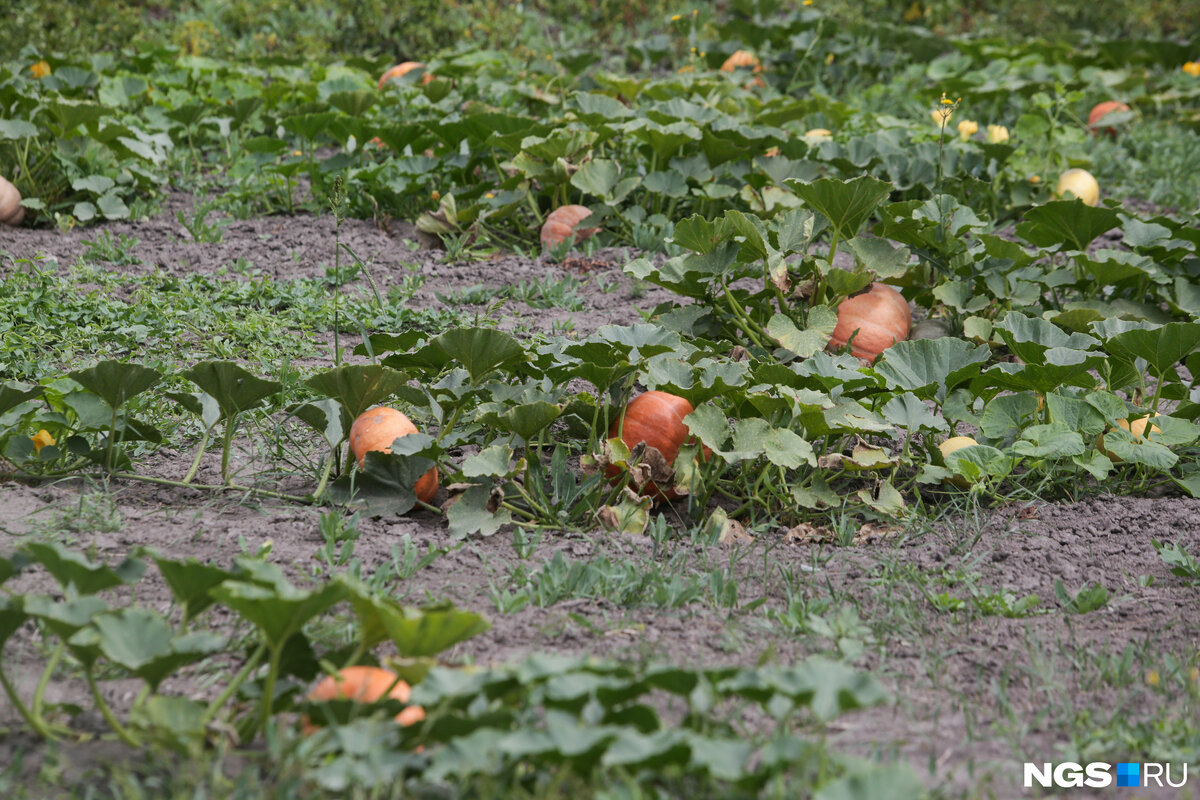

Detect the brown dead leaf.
[
  {"left": 785, "top": 522, "right": 834, "bottom": 544},
  {"left": 626, "top": 442, "right": 675, "bottom": 491},
  {"left": 853, "top": 522, "right": 900, "bottom": 545},
  {"left": 790, "top": 278, "right": 816, "bottom": 301},
  {"left": 1014, "top": 504, "right": 1041, "bottom": 520},
  {"left": 785, "top": 521, "right": 901, "bottom": 546},
  {"left": 718, "top": 517, "right": 754, "bottom": 545}
]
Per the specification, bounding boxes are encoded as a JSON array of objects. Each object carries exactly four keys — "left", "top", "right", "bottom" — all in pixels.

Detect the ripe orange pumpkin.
[
  {"left": 378, "top": 62, "right": 434, "bottom": 89},
  {"left": 605, "top": 391, "right": 710, "bottom": 503},
  {"left": 828, "top": 283, "right": 911, "bottom": 362},
  {"left": 349, "top": 407, "right": 439, "bottom": 504},
  {"left": 304, "top": 666, "right": 426, "bottom": 734},
  {"left": 1087, "top": 101, "right": 1130, "bottom": 137},
  {"left": 540, "top": 205, "right": 599, "bottom": 250},
  {"left": 0, "top": 176, "right": 24, "bottom": 227},
  {"left": 720, "top": 50, "right": 765, "bottom": 88}
]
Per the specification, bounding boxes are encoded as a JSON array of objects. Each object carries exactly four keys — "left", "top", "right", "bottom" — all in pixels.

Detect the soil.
[{"left": 1, "top": 200, "right": 1198, "bottom": 799}]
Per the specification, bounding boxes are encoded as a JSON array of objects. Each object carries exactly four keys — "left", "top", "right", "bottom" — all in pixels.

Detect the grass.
[{"left": 0, "top": 254, "right": 459, "bottom": 384}]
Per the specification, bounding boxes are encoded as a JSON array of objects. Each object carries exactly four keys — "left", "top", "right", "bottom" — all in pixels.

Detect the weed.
[{"left": 80, "top": 232, "right": 142, "bottom": 266}]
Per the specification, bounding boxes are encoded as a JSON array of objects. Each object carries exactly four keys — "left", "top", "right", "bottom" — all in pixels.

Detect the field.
[{"left": 1, "top": 1, "right": 1199, "bottom": 798}]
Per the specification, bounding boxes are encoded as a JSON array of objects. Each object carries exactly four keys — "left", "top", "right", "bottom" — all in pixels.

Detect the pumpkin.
[
  {"left": 828, "top": 283, "right": 911, "bottom": 362},
  {"left": 1087, "top": 101, "right": 1130, "bottom": 137},
  {"left": 540, "top": 205, "right": 599, "bottom": 250},
  {"left": 1098, "top": 416, "right": 1162, "bottom": 462},
  {"left": 606, "top": 390, "right": 709, "bottom": 503},
  {"left": 0, "top": 176, "right": 24, "bottom": 227},
  {"left": 378, "top": 62, "right": 433, "bottom": 89},
  {"left": 304, "top": 666, "right": 426, "bottom": 734},
  {"left": 720, "top": 50, "right": 765, "bottom": 88},
  {"left": 349, "top": 406, "right": 439, "bottom": 504},
  {"left": 939, "top": 436, "right": 979, "bottom": 459},
  {"left": 939, "top": 435, "right": 980, "bottom": 488},
  {"left": 1055, "top": 168, "right": 1100, "bottom": 206}
]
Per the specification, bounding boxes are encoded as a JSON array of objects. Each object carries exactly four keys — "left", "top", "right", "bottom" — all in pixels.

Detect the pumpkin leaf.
[
  {"left": 1016, "top": 200, "right": 1120, "bottom": 252},
  {"left": 305, "top": 365, "right": 414, "bottom": 420},
  {"left": 446, "top": 484, "right": 512, "bottom": 538},
  {"left": 181, "top": 361, "right": 282, "bottom": 421},
  {"left": 786, "top": 175, "right": 893, "bottom": 243},
  {"left": 22, "top": 541, "right": 145, "bottom": 595},
  {"left": 67, "top": 361, "right": 160, "bottom": 411}
]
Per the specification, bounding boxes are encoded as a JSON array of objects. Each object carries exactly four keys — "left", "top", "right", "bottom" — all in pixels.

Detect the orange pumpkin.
[
  {"left": 605, "top": 391, "right": 710, "bottom": 503},
  {"left": 349, "top": 407, "right": 439, "bottom": 504},
  {"left": 540, "top": 205, "right": 600, "bottom": 250},
  {"left": 304, "top": 666, "right": 426, "bottom": 734},
  {"left": 0, "top": 176, "right": 23, "bottom": 227},
  {"left": 1087, "top": 101, "right": 1130, "bottom": 137},
  {"left": 828, "top": 283, "right": 911, "bottom": 362},
  {"left": 378, "top": 62, "right": 434, "bottom": 89},
  {"left": 720, "top": 50, "right": 765, "bottom": 88}
]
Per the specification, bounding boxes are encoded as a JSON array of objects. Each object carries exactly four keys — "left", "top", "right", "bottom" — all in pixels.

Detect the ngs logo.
[{"left": 1024, "top": 762, "right": 1188, "bottom": 789}]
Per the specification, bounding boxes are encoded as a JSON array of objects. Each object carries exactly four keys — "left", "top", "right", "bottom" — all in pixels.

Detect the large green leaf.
[
  {"left": 787, "top": 175, "right": 893, "bottom": 242},
  {"left": 766, "top": 307, "right": 838, "bottom": 359},
  {"left": 427, "top": 328, "right": 526, "bottom": 383},
  {"left": 288, "top": 398, "right": 350, "bottom": 450},
  {"left": 68, "top": 361, "right": 161, "bottom": 411},
  {"left": 1016, "top": 200, "right": 1119, "bottom": 252},
  {"left": 874, "top": 338, "right": 990, "bottom": 399},
  {"left": 305, "top": 365, "right": 413, "bottom": 420},
  {"left": 446, "top": 484, "right": 512, "bottom": 538},
  {"left": 1103, "top": 322, "right": 1200, "bottom": 379},
  {"left": 25, "top": 595, "right": 109, "bottom": 665},
  {"left": 981, "top": 349, "right": 1104, "bottom": 395},
  {"left": 210, "top": 579, "right": 346, "bottom": 649},
  {"left": 153, "top": 555, "right": 236, "bottom": 624},
  {"left": 329, "top": 444, "right": 439, "bottom": 516},
  {"left": 342, "top": 581, "right": 490, "bottom": 657},
  {"left": 23, "top": 541, "right": 145, "bottom": 595},
  {"left": 91, "top": 608, "right": 224, "bottom": 690},
  {"left": 479, "top": 401, "right": 562, "bottom": 442},
  {"left": 0, "top": 380, "right": 43, "bottom": 416},
  {"left": 182, "top": 361, "right": 282, "bottom": 420},
  {"left": 993, "top": 312, "right": 1100, "bottom": 364}
]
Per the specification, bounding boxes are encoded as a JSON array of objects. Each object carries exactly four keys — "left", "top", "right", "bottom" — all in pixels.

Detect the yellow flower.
[
  {"left": 431, "top": 190, "right": 440, "bottom": 200},
  {"left": 825, "top": 52, "right": 835, "bottom": 65},
  {"left": 692, "top": 8, "right": 698, "bottom": 14},
  {"left": 292, "top": 149, "right": 302, "bottom": 156},
  {"left": 1029, "top": 174, "right": 1041, "bottom": 184},
  {"left": 1184, "top": 61, "right": 1200, "bottom": 77},
  {"left": 1145, "top": 669, "right": 1160, "bottom": 687},
  {"left": 957, "top": 119, "right": 979, "bottom": 140},
  {"left": 31, "top": 429, "right": 56, "bottom": 454},
  {"left": 803, "top": 0, "right": 813, "bottom": 5},
  {"left": 670, "top": 13, "right": 682, "bottom": 21},
  {"left": 484, "top": 192, "right": 495, "bottom": 199},
  {"left": 30, "top": 61, "right": 51, "bottom": 79},
  {"left": 986, "top": 124, "right": 1010, "bottom": 143}
]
